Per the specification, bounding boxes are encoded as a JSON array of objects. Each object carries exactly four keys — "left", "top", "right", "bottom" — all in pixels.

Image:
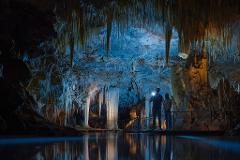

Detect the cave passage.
[{"left": 0, "top": 1, "right": 240, "bottom": 159}]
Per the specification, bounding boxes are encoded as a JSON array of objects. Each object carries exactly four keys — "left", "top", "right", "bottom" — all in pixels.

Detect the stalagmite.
[
  {"left": 106, "top": 87, "right": 119, "bottom": 129},
  {"left": 99, "top": 90, "right": 103, "bottom": 117},
  {"left": 145, "top": 94, "right": 152, "bottom": 129},
  {"left": 83, "top": 86, "right": 98, "bottom": 128},
  {"left": 237, "top": 84, "right": 240, "bottom": 94},
  {"left": 62, "top": 78, "right": 73, "bottom": 126},
  {"left": 84, "top": 95, "right": 91, "bottom": 127}
]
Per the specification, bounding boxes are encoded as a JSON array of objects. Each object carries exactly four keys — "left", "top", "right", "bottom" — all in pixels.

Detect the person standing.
[
  {"left": 150, "top": 88, "right": 163, "bottom": 130},
  {"left": 163, "top": 93, "right": 172, "bottom": 131}
]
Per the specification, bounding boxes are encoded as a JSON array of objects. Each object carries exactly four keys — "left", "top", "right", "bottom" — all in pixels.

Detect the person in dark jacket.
[
  {"left": 163, "top": 93, "right": 172, "bottom": 131},
  {"left": 150, "top": 88, "right": 163, "bottom": 130}
]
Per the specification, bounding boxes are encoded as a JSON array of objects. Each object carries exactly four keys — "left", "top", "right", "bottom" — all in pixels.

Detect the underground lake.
[{"left": 0, "top": 133, "right": 240, "bottom": 160}]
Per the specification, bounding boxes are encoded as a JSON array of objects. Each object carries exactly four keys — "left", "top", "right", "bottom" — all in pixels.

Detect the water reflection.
[{"left": 0, "top": 134, "right": 239, "bottom": 160}]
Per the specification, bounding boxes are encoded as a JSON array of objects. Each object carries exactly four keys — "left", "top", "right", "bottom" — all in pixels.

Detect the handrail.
[{"left": 124, "top": 110, "right": 235, "bottom": 129}]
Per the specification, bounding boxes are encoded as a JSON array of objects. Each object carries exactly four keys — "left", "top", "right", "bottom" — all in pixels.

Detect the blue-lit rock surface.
[{"left": 71, "top": 25, "right": 179, "bottom": 107}]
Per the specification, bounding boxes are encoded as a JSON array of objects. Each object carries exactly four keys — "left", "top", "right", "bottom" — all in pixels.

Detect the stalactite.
[
  {"left": 163, "top": 3, "right": 173, "bottom": 64},
  {"left": 51, "top": 0, "right": 240, "bottom": 61},
  {"left": 165, "top": 23, "right": 172, "bottom": 64},
  {"left": 69, "top": 32, "right": 74, "bottom": 66},
  {"left": 106, "top": 9, "right": 113, "bottom": 55},
  {"left": 77, "top": 9, "right": 86, "bottom": 47}
]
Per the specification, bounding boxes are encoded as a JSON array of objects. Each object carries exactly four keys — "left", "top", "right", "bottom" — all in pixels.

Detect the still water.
[{"left": 0, "top": 133, "right": 240, "bottom": 160}]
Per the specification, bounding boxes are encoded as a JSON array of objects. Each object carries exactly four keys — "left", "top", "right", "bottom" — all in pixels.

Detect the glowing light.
[
  {"left": 130, "top": 109, "right": 137, "bottom": 119},
  {"left": 151, "top": 91, "right": 156, "bottom": 96},
  {"left": 178, "top": 52, "right": 189, "bottom": 59}
]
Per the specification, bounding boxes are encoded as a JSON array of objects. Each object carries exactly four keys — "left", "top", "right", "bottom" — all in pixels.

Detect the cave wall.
[
  {"left": 171, "top": 50, "right": 240, "bottom": 131},
  {"left": 0, "top": 0, "right": 68, "bottom": 134}
]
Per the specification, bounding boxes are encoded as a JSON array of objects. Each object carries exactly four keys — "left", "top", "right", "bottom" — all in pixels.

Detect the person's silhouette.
[
  {"left": 150, "top": 88, "right": 163, "bottom": 130},
  {"left": 163, "top": 93, "right": 172, "bottom": 131}
]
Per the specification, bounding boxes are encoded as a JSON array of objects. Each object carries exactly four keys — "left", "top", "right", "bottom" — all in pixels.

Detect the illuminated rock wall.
[{"left": 171, "top": 48, "right": 240, "bottom": 131}]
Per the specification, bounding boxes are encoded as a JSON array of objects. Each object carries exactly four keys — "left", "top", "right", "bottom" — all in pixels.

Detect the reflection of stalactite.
[
  {"left": 106, "top": 133, "right": 118, "bottom": 160},
  {"left": 84, "top": 135, "right": 89, "bottom": 160}
]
